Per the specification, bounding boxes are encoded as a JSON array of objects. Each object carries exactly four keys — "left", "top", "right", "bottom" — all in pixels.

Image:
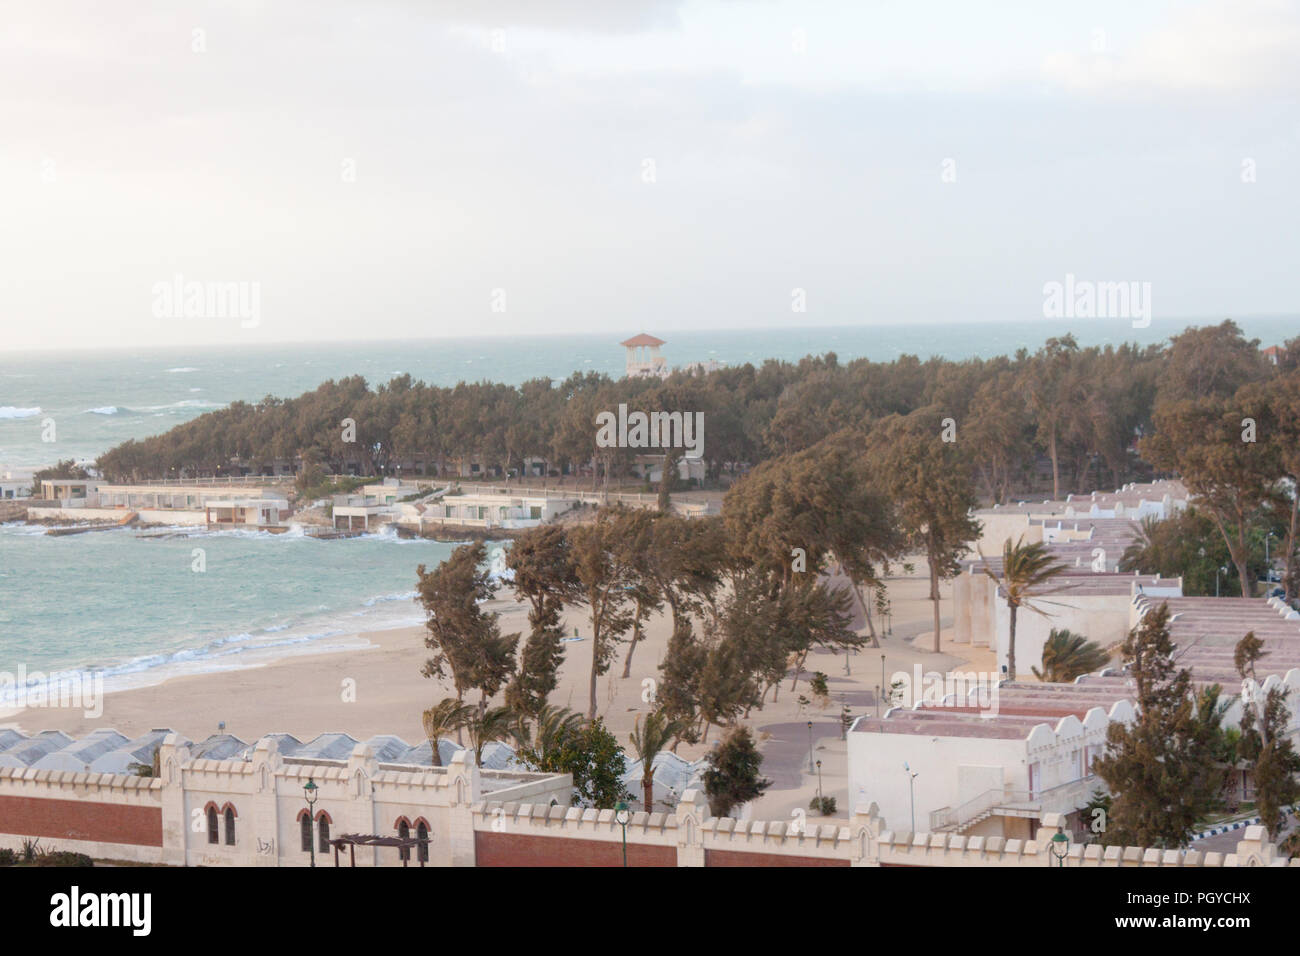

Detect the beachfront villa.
[
  {"left": 38, "top": 479, "right": 99, "bottom": 504},
  {"left": 416, "top": 491, "right": 577, "bottom": 531},
  {"left": 627, "top": 453, "right": 706, "bottom": 484},
  {"left": 853, "top": 579, "right": 1300, "bottom": 846},
  {"left": 28, "top": 481, "right": 291, "bottom": 529},
  {"left": 957, "top": 480, "right": 1189, "bottom": 676},
  {"left": 0, "top": 478, "right": 31, "bottom": 499}
]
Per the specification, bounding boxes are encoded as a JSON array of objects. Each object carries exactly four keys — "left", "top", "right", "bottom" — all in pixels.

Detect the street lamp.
[
  {"left": 1049, "top": 826, "right": 1069, "bottom": 867},
  {"left": 303, "top": 777, "right": 319, "bottom": 868},
  {"left": 806, "top": 720, "right": 815, "bottom": 773},
  {"left": 903, "top": 762, "right": 918, "bottom": 833},
  {"left": 815, "top": 759, "right": 824, "bottom": 805},
  {"left": 614, "top": 801, "right": 631, "bottom": 867}
]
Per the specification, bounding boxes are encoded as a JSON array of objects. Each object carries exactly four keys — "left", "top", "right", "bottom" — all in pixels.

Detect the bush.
[
  {"left": 809, "top": 795, "right": 837, "bottom": 816},
  {"left": 31, "top": 851, "right": 94, "bottom": 867},
  {"left": 0, "top": 848, "right": 15, "bottom": 866}
]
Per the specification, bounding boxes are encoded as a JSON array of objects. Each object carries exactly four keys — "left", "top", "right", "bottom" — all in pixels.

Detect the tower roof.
[{"left": 620, "top": 333, "right": 665, "bottom": 347}]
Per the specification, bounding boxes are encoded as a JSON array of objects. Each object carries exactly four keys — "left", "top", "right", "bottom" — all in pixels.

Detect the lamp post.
[
  {"left": 875, "top": 684, "right": 881, "bottom": 719},
  {"left": 806, "top": 720, "right": 815, "bottom": 773},
  {"left": 903, "top": 762, "right": 918, "bottom": 832},
  {"left": 614, "top": 801, "right": 630, "bottom": 867},
  {"left": 1049, "top": 826, "right": 1069, "bottom": 867},
  {"left": 880, "top": 654, "right": 886, "bottom": 707},
  {"left": 303, "top": 777, "right": 318, "bottom": 868},
  {"left": 815, "top": 759, "right": 824, "bottom": 804}
]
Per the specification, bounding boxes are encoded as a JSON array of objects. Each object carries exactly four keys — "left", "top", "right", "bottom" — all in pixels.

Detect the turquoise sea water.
[{"left": 0, "top": 318, "right": 1294, "bottom": 687}]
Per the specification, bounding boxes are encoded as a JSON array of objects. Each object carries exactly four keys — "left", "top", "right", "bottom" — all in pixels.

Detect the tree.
[
  {"left": 979, "top": 536, "right": 1068, "bottom": 680},
  {"left": 568, "top": 509, "right": 638, "bottom": 719},
  {"left": 1091, "top": 604, "right": 1227, "bottom": 848},
  {"left": 416, "top": 542, "right": 520, "bottom": 713},
  {"left": 517, "top": 715, "right": 629, "bottom": 809},
  {"left": 1021, "top": 335, "right": 1080, "bottom": 498},
  {"left": 1156, "top": 320, "right": 1266, "bottom": 406},
  {"left": 867, "top": 409, "right": 981, "bottom": 652},
  {"left": 703, "top": 726, "right": 771, "bottom": 818},
  {"left": 1143, "top": 397, "right": 1278, "bottom": 597},
  {"left": 421, "top": 698, "right": 473, "bottom": 767},
  {"left": 31, "top": 459, "right": 90, "bottom": 496},
  {"left": 1032, "top": 629, "right": 1110, "bottom": 682},
  {"left": 629, "top": 710, "right": 686, "bottom": 811},
  {"left": 1234, "top": 632, "right": 1300, "bottom": 839},
  {"left": 503, "top": 525, "right": 582, "bottom": 717},
  {"left": 465, "top": 705, "right": 520, "bottom": 767}
]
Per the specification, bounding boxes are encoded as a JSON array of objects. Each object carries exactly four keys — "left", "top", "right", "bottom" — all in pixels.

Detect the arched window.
[
  {"left": 317, "top": 812, "right": 331, "bottom": 853},
  {"left": 224, "top": 806, "right": 236, "bottom": 845},
  {"left": 300, "top": 812, "right": 312, "bottom": 852},
  {"left": 397, "top": 819, "right": 411, "bottom": 862},
  {"left": 416, "top": 821, "right": 429, "bottom": 863},
  {"left": 206, "top": 806, "right": 219, "bottom": 844}
]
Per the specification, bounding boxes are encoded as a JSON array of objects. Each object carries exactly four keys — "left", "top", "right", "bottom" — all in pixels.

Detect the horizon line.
[{"left": 4, "top": 313, "right": 1294, "bottom": 357}]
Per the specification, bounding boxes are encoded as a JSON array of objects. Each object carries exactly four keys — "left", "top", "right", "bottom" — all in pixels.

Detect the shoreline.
[{"left": 0, "top": 565, "right": 976, "bottom": 818}]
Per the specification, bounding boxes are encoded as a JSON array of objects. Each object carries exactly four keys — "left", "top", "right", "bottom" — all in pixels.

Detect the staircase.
[{"left": 930, "top": 776, "right": 1100, "bottom": 833}]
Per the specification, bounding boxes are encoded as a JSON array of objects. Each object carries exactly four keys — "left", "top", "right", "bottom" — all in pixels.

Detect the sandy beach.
[{"left": 3, "top": 561, "right": 994, "bottom": 818}]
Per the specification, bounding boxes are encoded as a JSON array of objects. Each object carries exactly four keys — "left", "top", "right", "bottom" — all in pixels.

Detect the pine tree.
[
  {"left": 1235, "top": 631, "right": 1300, "bottom": 839},
  {"left": 1091, "top": 603, "right": 1227, "bottom": 848},
  {"left": 702, "top": 725, "right": 771, "bottom": 818}
]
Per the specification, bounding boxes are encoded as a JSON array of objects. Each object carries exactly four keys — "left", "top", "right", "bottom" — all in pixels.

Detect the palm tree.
[
  {"left": 980, "top": 535, "right": 1068, "bottom": 680},
  {"left": 1118, "top": 515, "right": 1162, "bottom": 572},
  {"left": 422, "top": 698, "right": 474, "bottom": 767},
  {"left": 524, "top": 704, "right": 586, "bottom": 762},
  {"left": 629, "top": 710, "right": 686, "bottom": 811},
  {"left": 465, "top": 706, "right": 520, "bottom": 766},
  {"left": 1032, "top": 628, "right": 1111, "bottom": 682}
]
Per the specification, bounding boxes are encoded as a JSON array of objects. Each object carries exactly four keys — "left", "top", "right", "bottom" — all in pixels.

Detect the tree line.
[{"left": 95, "top": 321, "right": 1291, "bottom": 506}]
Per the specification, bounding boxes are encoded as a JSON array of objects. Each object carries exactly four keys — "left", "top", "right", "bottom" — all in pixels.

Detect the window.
[
  {"left": 206, "top": 806, "right": 219, "bottom": 844},
  {"left": 397, "top": 820, "right": 411, "bottom": 862},
  {"left": 300, "top": 813, "right": 312, "bottom": 852},
  {"left": 529, "top": 506, "right": 542, "bottom": 520},
  {"left": 318, "top": 814, "right": 330, "bottom": 853},
  {"left": 416, "top": 821, "right": 429, "bottom": 863},
  {"left": 224, "top": 807, "right": 236, "bottom": 845}
]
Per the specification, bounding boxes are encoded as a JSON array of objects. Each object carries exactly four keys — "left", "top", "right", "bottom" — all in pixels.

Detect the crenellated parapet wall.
[
  {"left": 0, "top": 765, "right": 165, "bottom": 862},
  {"left": 3, "top": 739, "right": 1290, "bottom": 867}
]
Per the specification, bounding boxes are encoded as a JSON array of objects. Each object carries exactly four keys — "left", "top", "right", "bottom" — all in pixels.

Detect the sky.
[{"left": 2, "top": 0, "right": 1298, "bottom": 350}]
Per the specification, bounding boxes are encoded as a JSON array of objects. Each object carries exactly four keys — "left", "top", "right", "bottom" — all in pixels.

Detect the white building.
[
  {"left": 621, "top": 333, "right": 669, "bottom": 379},
  {"left": 416, "top": 491, "right": 577, "bottom": 531}
]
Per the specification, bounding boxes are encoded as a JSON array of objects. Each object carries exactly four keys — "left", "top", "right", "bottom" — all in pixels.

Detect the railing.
[
  {"left": 930, "top": 775, "right": 1100, "bottom": 832},
  {"left": 119, "top": 476, "right": 293, "bottom": 487}
]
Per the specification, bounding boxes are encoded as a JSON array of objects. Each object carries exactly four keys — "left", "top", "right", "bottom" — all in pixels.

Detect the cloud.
[
  {"left": 1042, "top": 0, "right": 1300, "bottom": 97},
  {"left": 394, "top": 0, "right": 689, "bottom": 34}
]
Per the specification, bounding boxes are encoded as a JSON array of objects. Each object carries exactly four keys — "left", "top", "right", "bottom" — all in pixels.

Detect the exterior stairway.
[{"left": 930, "top": 776, "right": 1101, "bottom": 833}]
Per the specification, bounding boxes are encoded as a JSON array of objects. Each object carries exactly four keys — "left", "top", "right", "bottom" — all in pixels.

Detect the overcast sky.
[{"left": 2, "top": 0, "right": 1297, "bottom": 350}]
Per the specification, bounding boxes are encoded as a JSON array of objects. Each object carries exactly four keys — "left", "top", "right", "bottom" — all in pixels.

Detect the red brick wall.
[
  {"left": 0, "top": 795, "right": 163, "bottom": 847},
  {"left": 475, "top": 831, "right": 677, "bottom": 867},
  {"left": 705, "top": 849, "right": 850, "bottom": 867}
]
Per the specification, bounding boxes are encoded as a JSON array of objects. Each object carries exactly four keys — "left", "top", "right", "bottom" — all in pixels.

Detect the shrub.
[
  {"left": 809, "top": 794, "right": 837, "bottom": 816},
  {"left": 31, "top": 851, "right": 94, "bottom": 867}
]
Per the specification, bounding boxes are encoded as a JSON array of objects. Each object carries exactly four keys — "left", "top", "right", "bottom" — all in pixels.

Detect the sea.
[{"left": 1, "top": 317, "right": 1294, "bottom": 692}]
